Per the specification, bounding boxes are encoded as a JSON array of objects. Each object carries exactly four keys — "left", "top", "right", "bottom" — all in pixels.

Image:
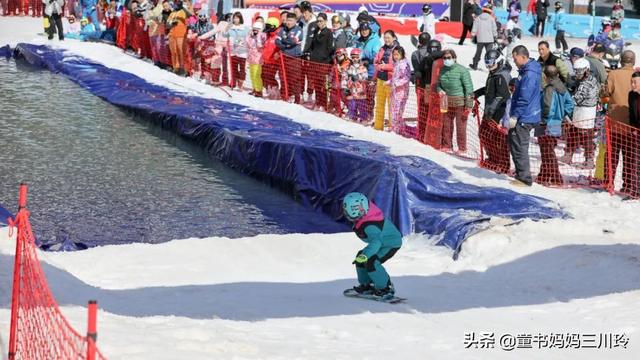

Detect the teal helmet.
[{"left": 342, "top": 192, "right": 369, "bottom": 220}]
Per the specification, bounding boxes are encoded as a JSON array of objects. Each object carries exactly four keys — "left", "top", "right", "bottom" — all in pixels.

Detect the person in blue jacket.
[
  {"left": 342, "top": 192, "right": 402, "bottom": 298},
  {"left": 508, "top": 45, "right": 542, "bottom": 186},
  {"left": 536, "top": 64, "right": 574, "bottom": 185},
  {"left": 355, "top": 22, "right": 382, "bottom": 80},
  {"left": 276, "top": 12, "right": 304, "bottom": 103},
  {"left": 81, "top": 0, "right": 100, "bottom": 31},
  {"left": 552, "top": 1, "right": 568, "bottom": 55},
  {"left": 65, "top": 17, "right": 101, "bottom": 41}
]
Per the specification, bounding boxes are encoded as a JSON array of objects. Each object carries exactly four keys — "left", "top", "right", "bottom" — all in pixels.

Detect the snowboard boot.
[
  {"left": 352, "top": 283, "right": 374, "bottom": 295},
  {"left": 373, "top": 281, "right": 395, "bottom": 298}
]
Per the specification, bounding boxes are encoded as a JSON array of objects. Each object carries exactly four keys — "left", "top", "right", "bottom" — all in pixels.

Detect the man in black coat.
[
  {"left": 535, "top": 0, "right": 550, "bottom": 37},
  {"left": 476, "top": 49, "right": 512, "bottom": 173},
  {"left": 306, "top": 13, "right": 335, "bottom": 110},
  {"left": 459, "top": 0, "right": 480, "bottom": 45},
  {"left": 415, "top": 39, "right": 444, "bottom": 142},
  {"left": 627, "top": 71, "right": 640, "bottom": 198},
  {"left": 411, "top": 32, "right": 431, "bottom": 89}
]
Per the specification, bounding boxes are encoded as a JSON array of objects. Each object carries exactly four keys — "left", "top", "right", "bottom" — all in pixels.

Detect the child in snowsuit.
[
  {"left": 389, "top": 46, "right": 411, "bottom": 135},
  {"left": 342, "top": 192, "right": 402, "bottom": 298},
  {"left": 329, "top": 48, "right": 351, "bottom": 116},
  {"left": 246, "top": 21, "right": 266, "bottom": 97},
  {"left": 345, "top": 48, "right": 369, "bottom": 122}
]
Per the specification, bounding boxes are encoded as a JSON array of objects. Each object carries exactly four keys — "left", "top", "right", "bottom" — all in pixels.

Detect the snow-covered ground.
[{"left": 0, "top": 16, "right": 639, "bottom": 359}]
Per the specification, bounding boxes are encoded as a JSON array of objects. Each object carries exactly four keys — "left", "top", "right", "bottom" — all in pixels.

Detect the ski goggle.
[{"left": 484, "top": 57, "right": 500, "bottom": 66}]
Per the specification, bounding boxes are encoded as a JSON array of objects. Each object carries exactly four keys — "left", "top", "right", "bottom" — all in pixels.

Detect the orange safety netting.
[
  {"left": 605, "top": 118, "right": 640, "bottom": 197},
  {"left": 7, "top": 185, "right": 106, "bottom": 360}
]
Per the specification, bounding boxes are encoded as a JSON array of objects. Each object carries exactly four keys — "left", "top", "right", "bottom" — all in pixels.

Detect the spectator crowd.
[{"left": 1, "top": 0, "right": 638, "bottom": 196}]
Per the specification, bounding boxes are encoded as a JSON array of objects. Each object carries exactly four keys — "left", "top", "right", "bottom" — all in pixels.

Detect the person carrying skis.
[{"left": 342, "top": 192, "right": 402, "bottom": 299}]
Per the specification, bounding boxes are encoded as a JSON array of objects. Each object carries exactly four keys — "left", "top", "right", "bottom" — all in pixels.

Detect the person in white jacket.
[
  {"left": 470, "top": 5, "right": 497, "bottom": 70},
  {"left": 418, "top": 4, "right": 436, "bottom": 38},
  {"left": 43, "top": 0, "right": 65, "bottom": 40}
]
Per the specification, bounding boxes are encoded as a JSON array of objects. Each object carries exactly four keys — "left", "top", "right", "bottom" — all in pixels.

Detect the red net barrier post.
[
  {"left": 7, "top": 184, "right": 27, "bottom": 360},
  {"left": 327, "top": 56, "right": 347, "bottom": 118},
  {"left": 86, "top": 300, "right": 98, "bottom": 360},
  {"left": 605, "top": 117, "right": 640, "bottom": 198},
  {"left": 7, "top": 184, "right": 107, "bottom": 360}
]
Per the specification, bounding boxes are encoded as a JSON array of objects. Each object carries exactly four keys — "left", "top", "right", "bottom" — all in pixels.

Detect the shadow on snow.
[{"left": 0, "top": 244, "right": 639, "bottom": 321}]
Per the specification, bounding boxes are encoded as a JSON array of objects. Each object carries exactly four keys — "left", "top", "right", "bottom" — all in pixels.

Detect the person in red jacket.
[{"left": 262, "top": 16, "right": 283, "bottom": 99}]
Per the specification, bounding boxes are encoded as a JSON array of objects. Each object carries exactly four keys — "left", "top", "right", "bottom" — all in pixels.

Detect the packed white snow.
[{"left": 0, "top": 16, "right": 639, "bottom": 360}]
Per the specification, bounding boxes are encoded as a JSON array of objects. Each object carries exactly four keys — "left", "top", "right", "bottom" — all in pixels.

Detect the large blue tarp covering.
[{"left": 11, "top": 43, "right": 565, "bottom": 258}]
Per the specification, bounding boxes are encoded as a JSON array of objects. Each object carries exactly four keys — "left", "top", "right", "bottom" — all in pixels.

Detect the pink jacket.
[
  {"left": 390, "top": 58, "right": 411, "bottom": 89},
  {"left": 373, "top": 42, "right": 397, "bottom": 80},
  {"left": 246, "top": 32, "right": 266, "bottom": 65},
  {"left": 355, "top": 201, "right": 384, "bottom": 230}
]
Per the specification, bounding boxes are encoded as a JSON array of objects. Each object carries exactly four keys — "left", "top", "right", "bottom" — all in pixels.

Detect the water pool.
[{"left": 0, "top": 58, "right": 347, "bottom": 247}]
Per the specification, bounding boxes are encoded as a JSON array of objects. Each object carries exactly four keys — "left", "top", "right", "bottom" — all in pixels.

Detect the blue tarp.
[
  {"left": 0, "top": 205, "right": 12, "bottom": 225},
  {"left": 0, "top": 45, "right": 11, "bottom": 58},
  {"left": 11, "top": 43, "right": 565, "bottom": 258}
]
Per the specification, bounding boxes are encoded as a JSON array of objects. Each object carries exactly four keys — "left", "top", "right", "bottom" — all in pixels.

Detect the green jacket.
[{"left": 437, "top": 63, "right": 474, "bottom": 98}]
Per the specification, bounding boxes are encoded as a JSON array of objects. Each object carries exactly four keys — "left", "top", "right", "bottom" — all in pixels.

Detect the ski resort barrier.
[
  {"left": 6, "top": 184, "right": 106, "bottom": 360},
  {"left": 11, "top": 43, "right": 566, "bottom": 257},
  {"left": 494, "top": 9, "right": 640, "bottom": 40}
]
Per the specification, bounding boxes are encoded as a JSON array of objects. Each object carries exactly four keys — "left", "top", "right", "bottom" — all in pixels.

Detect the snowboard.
[{"left": 343, "top": 289, "right": 406, "bottom": 304}]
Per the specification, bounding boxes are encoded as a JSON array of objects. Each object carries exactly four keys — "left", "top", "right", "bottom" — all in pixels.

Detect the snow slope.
[{"left": 0, "top": 16, "right": 639, "bottom": 359}]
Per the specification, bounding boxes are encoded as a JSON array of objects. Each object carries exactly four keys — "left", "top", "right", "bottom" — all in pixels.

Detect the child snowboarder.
[{"left": 342, "top": 192, "right": 402, "bottom": 300}]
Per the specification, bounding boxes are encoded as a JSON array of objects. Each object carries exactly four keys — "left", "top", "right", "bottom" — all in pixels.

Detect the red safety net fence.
[
  {"left": 1, "top": 0, "right": 42, "bottom": 17},
  {"left": 606, "top": 118, "right": 640, "bottom": 197},
  {"left": 7, "top": 184, "right": 106, "bottom": 360}
]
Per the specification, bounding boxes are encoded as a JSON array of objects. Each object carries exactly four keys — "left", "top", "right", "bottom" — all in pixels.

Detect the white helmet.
[{"left": 573, "top": 58, "right": 590, "bottom": 71}]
